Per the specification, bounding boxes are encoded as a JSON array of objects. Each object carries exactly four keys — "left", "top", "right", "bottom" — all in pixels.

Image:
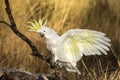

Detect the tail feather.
[
  {"left": 57, "top": 60, "right": 81, "bottom": 75},
  {"left": 65, "top": 62, "right": 81, "bottom": 75}
]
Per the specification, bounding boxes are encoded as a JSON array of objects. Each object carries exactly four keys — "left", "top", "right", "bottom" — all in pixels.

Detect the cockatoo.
[{"left": 28, "top": 19, "right": 111, "bottom": 75}]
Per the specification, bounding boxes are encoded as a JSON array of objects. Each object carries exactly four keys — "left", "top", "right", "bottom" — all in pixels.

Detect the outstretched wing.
[{"left": 59, "top": 29, "right": 111, "bottom": 62}]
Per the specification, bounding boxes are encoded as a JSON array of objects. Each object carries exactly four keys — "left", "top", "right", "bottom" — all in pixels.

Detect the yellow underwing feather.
[{"left": 59, "top": 29, "right": 111, "bottom": 63}]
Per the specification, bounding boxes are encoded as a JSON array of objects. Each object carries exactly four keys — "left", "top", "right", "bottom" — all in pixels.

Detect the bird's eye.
[{"left": 44, "top": 31, "right": 45, "bottom": 32}]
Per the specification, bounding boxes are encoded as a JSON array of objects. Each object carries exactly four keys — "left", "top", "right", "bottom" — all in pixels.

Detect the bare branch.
[
  {"left": 0, "top": 21, "right": 11, "bottom": 27},
  {"left": 5, "top": 0, "right": 16, "bottom": 28},
  {"left": 0, "top": 1, "right": 65, "bottom": 79},
  {"left": 0, "top": 0, "right": 57, "bottom": 71},
  {"left": 0, "top": 0, "right": 57, "bottom": 69},
  {"left": 0, "top": 0, "right": 45, "bottom": 60}
]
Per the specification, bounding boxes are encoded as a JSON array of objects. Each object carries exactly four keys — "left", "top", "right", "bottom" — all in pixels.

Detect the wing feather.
[{"left": 59, "top": 29, "right": 111, "bottom": 62}]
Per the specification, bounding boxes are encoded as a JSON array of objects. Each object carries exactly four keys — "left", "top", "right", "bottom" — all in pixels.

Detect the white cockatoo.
[{"left": 28, "top": 19, "right": 111, "bottom": 75}]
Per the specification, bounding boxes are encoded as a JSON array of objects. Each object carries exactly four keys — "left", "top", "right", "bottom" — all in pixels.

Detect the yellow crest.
[{"left": 28, "top": 19, "right": 47, "bottom": 31}]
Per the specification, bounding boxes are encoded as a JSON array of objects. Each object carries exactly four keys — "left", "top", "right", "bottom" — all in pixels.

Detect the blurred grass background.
[{"left": 0, "top": 0, "right": 120, "bottom": 79}]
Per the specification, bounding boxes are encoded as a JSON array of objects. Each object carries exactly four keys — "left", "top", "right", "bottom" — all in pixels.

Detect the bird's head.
[{"left": 28, "top": 19, "right": 53, "bottom": 37}]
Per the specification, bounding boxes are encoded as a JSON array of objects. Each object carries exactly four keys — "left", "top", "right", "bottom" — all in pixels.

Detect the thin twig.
[
  {"left": 0, "top": 21, "right": 11, "bottom": 27},
  {"left": 110, "top": 47, "right": 120, "bottom": 66},
  {"left": 81, "top": 60, "right": 95, "bottom": 80}
]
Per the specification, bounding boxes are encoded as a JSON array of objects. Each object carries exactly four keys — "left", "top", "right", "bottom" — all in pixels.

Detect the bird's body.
[{"left": 28, "top": 20, "right": 111, "bottom": 75}]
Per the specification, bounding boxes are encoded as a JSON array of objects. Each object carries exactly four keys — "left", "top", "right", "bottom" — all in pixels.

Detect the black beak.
[{"left": 40, "top": 33, "right": 44, "bottom": 37}]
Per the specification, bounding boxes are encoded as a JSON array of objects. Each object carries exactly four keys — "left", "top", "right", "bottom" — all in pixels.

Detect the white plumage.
[{"left": 28, "top": 20, "right": 111, "bottom": 75}]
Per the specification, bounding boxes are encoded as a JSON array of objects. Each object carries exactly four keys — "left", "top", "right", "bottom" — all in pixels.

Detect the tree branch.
[
  {"left": 0, "top": 21, "right": 11, "bottom": 27},
  {"left": 0, "top": 0, "right": 48, "bottom": 60},
  {"left": 4, "top": 0, "right": 46, "bottom": 60},
  {"left": 0, "top": 0, "right": 64, "bottom": 79},
  {"left": 0, "top": 0, "right": 58, "bottom": 72}
]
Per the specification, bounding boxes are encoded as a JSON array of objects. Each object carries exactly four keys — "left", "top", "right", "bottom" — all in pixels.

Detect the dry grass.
[{"left": 0, "top": 0, "right": 120, "bottom": 79}]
